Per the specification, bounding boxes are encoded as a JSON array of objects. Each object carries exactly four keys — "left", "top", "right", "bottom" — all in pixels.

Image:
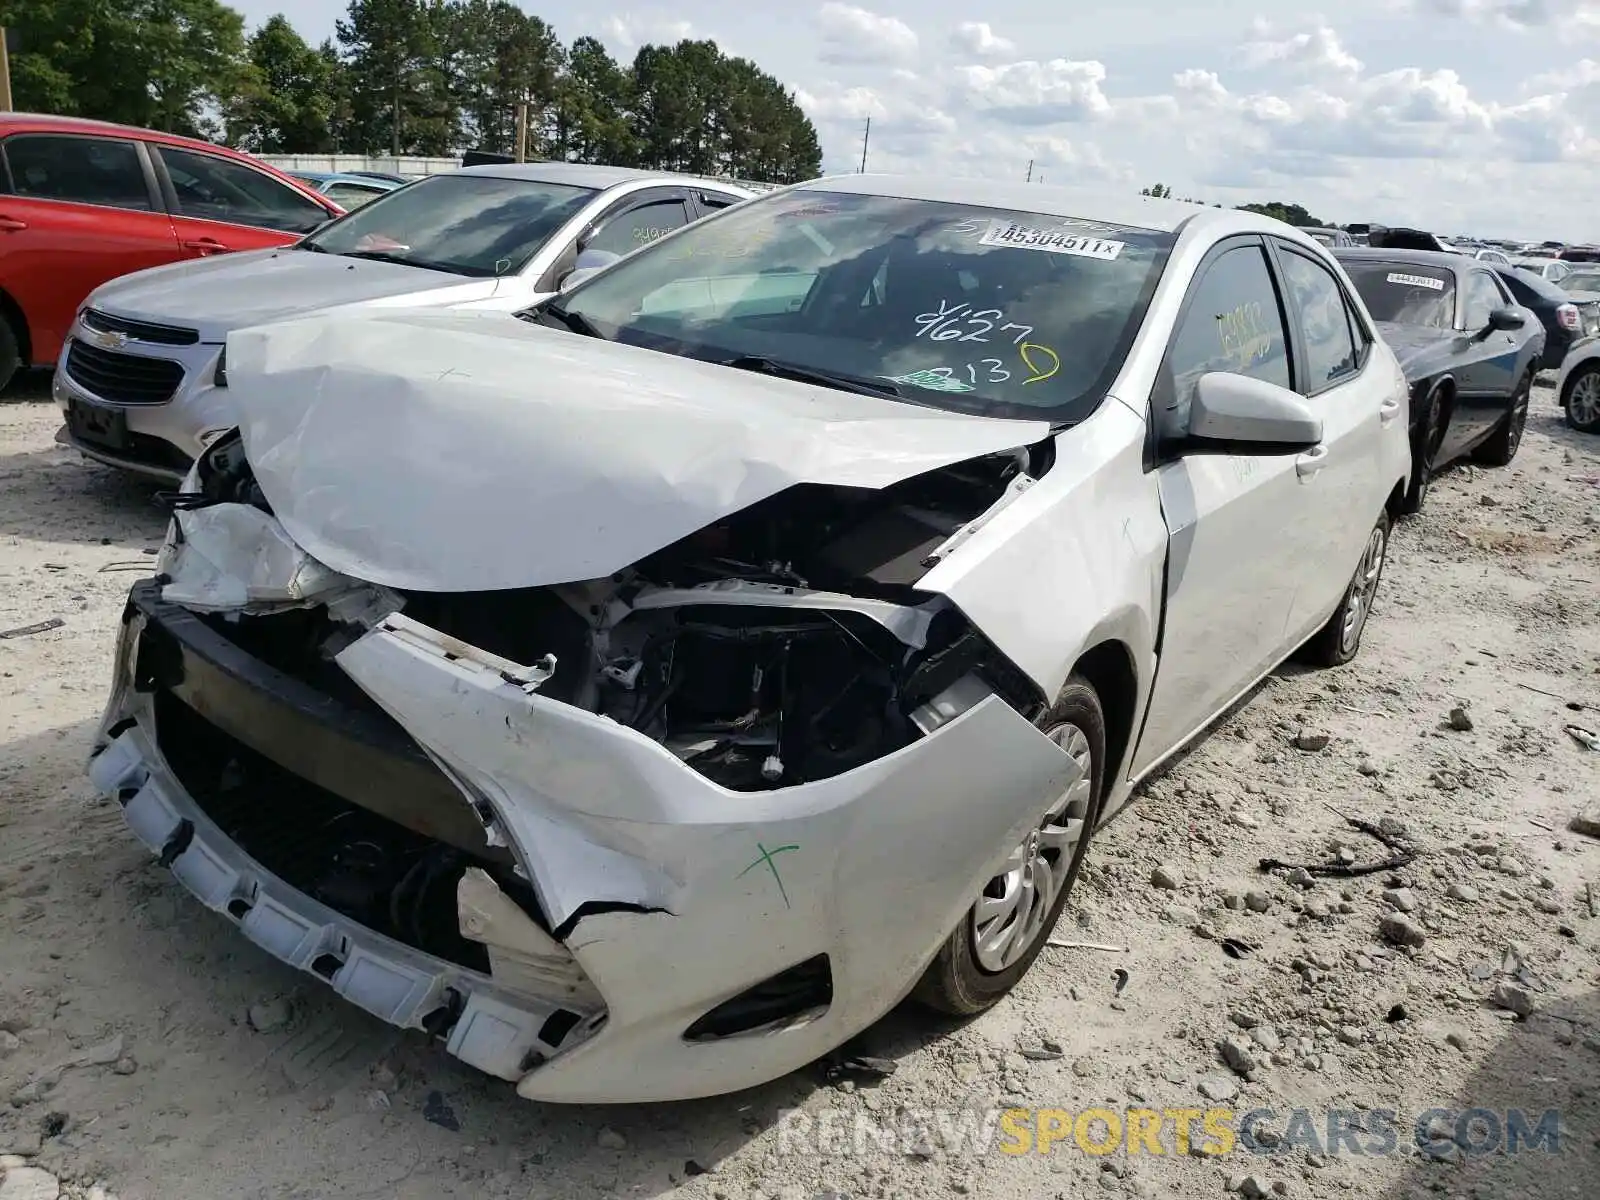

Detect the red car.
[{"left": 0, "top": 113, "right": 344, "bottom": 391}]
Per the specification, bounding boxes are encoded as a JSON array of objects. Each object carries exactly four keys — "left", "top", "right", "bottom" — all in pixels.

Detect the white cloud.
[
  {"left": 1241, "top": 21, "right": 1363, "bottom": 74},
  {"left": 817, "top": 3, "right": 918, "bottom": 65},
  {"left": 602, "top": 13, "right": 694, "bottom": 50},
  {"left": 950, "top": 21, "right": 1016, "bottom": 60},
  {"left": 955, "top": 58, "right": 1113, "bottom": 122},
  {"left": 1411, "top": 0, "right": 1600, "bottom": 34},
  {"left": 776, "top": 9, "right": 1600, "bottom": 238}
]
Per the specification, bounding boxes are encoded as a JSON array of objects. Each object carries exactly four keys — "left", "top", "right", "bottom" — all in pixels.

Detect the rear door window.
[
  {"left": 1278, "top": 248, "right": 1361, "bottom": 393},
  {"left": 2, "top": 135, "right": 154, "bottom": 211},
  {"left": 157, "top": 147, "right": 330, "bottom": 234}
]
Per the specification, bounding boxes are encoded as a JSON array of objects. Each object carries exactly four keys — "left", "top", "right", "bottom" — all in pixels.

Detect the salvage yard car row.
[{"left": 0, "top": 124, "right": 1590, "bottom": 1103}]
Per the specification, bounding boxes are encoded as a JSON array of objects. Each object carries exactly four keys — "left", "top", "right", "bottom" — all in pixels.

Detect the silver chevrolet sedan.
[
  {"left": 88, "top": 175, "right": 1411, "bottom": 1103},
  {"left": 52, "top": 162, "right": 753, "bottom": 482}
]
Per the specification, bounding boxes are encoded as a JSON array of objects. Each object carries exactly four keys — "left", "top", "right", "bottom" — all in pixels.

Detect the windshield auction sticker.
[
  {"left": 1385, "top": 272, "right": 1445, "bottom": 290},
  {"left": 979, "top": 222, "right": 1125, "bottom": 260}
]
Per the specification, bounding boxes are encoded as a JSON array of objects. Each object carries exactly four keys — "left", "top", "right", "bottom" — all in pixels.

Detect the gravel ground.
[{"left": 1, "top": 373, "right": 1598, "bottom": 1200}]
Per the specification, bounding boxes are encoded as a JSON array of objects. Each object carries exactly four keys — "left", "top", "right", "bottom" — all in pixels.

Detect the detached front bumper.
[{"left": 92, "top": 581, "right": 1079, "bottom": 1103}]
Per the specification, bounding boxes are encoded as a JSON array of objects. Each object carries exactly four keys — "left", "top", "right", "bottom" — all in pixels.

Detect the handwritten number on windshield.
[
  {"left": 1019, "top": 343, "right": 1060, "bottom": 386},
  {"left": 915, "top": 301, "right": 1036, "bottom": 345}
]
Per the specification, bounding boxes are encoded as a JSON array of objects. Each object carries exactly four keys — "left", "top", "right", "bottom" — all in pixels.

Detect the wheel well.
[
  {"left": 0, "top": 287, "right": 32, "bottom": 366},
  {"left": 1072, "top": 641, "right": 1138, "bottom": 791},
  {"left": 1562, "top": 358, "right": 1600, "bottom": 403}
]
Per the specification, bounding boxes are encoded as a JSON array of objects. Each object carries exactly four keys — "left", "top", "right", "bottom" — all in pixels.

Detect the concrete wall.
[{"left": 256, "top": 155, "right": 459, "bottom": 177}]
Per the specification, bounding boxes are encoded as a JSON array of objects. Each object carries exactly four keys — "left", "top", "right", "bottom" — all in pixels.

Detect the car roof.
[
  {"left": 786, "top": 173, "right": 1274, "bottom": 235},
  {"left": 1333, "top": 247, "right": 1472, "bottom": 274},
  {"left": 454, "top": 161, "right": 751, "bottom": 193},
  {"left": 0, "top": 111, "right": 258, "bottom": 158}
]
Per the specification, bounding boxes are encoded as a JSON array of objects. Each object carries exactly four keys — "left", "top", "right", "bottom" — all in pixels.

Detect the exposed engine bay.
[{"left": 168, "top": 431, "right": 1055, "bottom": 793}]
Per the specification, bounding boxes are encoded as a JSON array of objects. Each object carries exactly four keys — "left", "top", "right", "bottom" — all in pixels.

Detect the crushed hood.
[
  {"left": 91, "top": 248, "right": 502, "bottom": 342},
  {"left": 226, "top": 310, "right": 1051, "bottom": 592}
]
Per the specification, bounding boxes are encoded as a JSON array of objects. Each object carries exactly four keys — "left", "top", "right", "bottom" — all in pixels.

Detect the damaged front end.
[{"left": 91, "top": 429, "right": 1082, "bottom": 1102}]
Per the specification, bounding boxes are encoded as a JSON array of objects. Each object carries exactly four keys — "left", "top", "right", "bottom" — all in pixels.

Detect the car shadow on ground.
[
  {"left": 0, "top": 444, "right": 169, "bottom": 549},
  {"left": 0, "top": 716, "right": 929, "bottom": 1199},
  {"left": 1376, "top": 987, "right": 1599, "bottom": 1198}
]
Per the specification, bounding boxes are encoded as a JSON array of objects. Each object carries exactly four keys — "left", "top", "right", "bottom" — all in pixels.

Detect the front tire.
[
  {"left": 1563, "top": 361, "right": 1600, "bottom": 433},
  {"left": 1473, "top": 369, "right": 1532, "bottom": 466},
  {"left": 1400, "top": 385, "right": 1447, "bottom": 516},
  {"left": 1303, "top": 512, "right": 1390, "bottom": 668},
  {"left": 912, "top": 676, "right": 1105, "bottom": 1016}
]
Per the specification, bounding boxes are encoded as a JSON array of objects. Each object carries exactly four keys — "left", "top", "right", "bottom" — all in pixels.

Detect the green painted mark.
[{"left": 738, "top": 842, "right": 800, "bottom": 909}]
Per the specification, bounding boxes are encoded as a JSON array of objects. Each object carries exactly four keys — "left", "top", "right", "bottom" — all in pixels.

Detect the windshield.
[
  {"left": 1343, "top": 261, "right": 1456, "bottom": 329},
  {"left": 302, "top": 174, "right": 595, "bottom": 277},
  {"left": 549, "top": 188, "right": 1173, "bottom": 421},
  {"left": 1562, "top": 269, "right": 1600, "bottom": 293}
]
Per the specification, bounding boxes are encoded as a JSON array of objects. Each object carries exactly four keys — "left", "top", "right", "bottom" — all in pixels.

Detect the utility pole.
[
  {"left": 858, "top": 116, "right": 870, "bottom": 173},
  {"left": 0, "top": 28, "right": 13, "bottom": 112},
  {"left": 514, "top": 102, "right": 528, "bottom": 163},
  {"left": 1025, "top": 159, "right": 1033, "bottom": 183}
]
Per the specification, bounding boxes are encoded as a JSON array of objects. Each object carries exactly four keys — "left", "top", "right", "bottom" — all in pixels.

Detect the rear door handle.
[
  {"left": 0, "top": 216, "right": 27, "bottom": 232},
  {"left": 1295, "top": 444, "right": 1329, "bottom": 479},
  {"left": 182, "top": 238, "right": 229, "bottom": 253},
  {"left": 1379, "top": 398, "right": 1402, "bottom": 425}
]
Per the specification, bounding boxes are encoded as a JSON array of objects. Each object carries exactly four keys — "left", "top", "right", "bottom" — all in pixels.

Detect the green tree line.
[
  {"left": 1141, "top": 184, "right": 1332, "bottom": 228},
  {"left": 0, "top": 0, "right": 823, "bottom": 182}
]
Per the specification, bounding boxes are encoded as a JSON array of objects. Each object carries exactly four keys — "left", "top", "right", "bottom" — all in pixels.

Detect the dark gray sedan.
[{"left": 1334, "top": 248, "right": 1545, "bottom": 514}]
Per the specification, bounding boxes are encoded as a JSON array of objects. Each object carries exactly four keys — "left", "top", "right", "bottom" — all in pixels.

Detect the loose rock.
[
  {"left": 247, "top": 999, "right": 292, "bottom": 1034},
  {"left": 1293, "top": 731, "right": 1330, "bottom": 753},
  {"left": 1379, "top": 914, "right": 1426, "bottom": 948},
  {"left": 1447, "top": 706, "right": 1474, "bottom": 732},
  {"left": 1382, "top": 888, "right": 1418, "bottom": 913},
  {"left": 1491, "top": 983, "right": 1535, "bottom": 1018},
  {"left": 1150, "top": 865, "right": 1183, "bottom": 891},
  {"left": 0, "top": 1166, "right": 61, "bottom": 1200},
  {"left": 597, "top": 1127, "right": 628, "bottom": 1151},
  {"left": 1220, "top": 1038, "right": 1257, "bottom": 1075},
  {"left": 1446, "top": 883, "right": 1480, "bottom": 904},
  {"left": 1197, "top": 1074, "right": 1240, "bottom": 1102},
  {"left": 1245, "top": 891, "right": 1272, "bottom": 913}
]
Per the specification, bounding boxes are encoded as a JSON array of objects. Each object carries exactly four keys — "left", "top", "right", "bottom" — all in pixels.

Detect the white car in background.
[
  {"left": 88, "top": 177, "right": 1410, "bottom": 1103},
  {"left": 53, "top": 163, "right": 753, "bottom": 482},
  {"left": 1554, "top": 334, "right": 1600, "bottom": 433}
]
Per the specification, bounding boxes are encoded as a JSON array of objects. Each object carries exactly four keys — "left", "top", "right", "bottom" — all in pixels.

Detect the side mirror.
[
  {"left": 1488, "top": 307, "right": 1525, "bottom": 331},
  {"left": 1185, "top": 372, "right": 1323, "bottom": 452},
  {"left": 559, "top": 248, "right": 622, "bottom": 292}
]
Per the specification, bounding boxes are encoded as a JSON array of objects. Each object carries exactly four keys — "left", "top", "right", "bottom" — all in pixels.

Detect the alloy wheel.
[
  {"left": 1339, "top": 524, "right": 1387, "bottom": 657},
  {"left": 1570, "top": 370, "right": 1600, "bottom": 429},
  {"left": 971, "top": 723, "right": 1093, "bottom": 974}
]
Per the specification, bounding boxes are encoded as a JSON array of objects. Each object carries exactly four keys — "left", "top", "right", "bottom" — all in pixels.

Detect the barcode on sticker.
[
  {"left": 979, "top": 222, "right": 1124, "bottom": 260},
  {"left": 1385, "top": 272, "right": 1445, "bottom": 291}
]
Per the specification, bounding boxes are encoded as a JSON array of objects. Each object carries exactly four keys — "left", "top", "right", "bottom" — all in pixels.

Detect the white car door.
[
  {"left": 1129, "top": 237, "right": 1326, "bottom": 776},
  {"left": 1269, "top": 240, "right": 1396, "bottom": 642}
]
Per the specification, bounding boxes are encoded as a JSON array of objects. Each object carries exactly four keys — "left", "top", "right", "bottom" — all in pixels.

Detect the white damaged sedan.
[{"left": 87, "top": 176, "right": 1411, "bottom": 1103}]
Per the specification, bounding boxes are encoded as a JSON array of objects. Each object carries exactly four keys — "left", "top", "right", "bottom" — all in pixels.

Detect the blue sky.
[{"left": 231, "top": 1, "right": 1600, "bottom": 240}]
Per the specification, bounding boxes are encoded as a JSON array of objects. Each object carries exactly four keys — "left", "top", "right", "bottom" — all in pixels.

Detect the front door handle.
[
  {"left": 182, "top": 237, "right": 229, "bottom": 254},
  {"left": 1295, "top": 444, "right": 1329, "bottom": 480},
  {"left": 0, "top": 216, "right": 27, "bottom": 232},
  {"left": 1379, "top": 397, "right": 1402, "bottom": 425}
]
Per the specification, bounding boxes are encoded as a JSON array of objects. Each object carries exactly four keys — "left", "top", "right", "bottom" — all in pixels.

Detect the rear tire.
[
  {"left": 1303, "top": 512, "right": 1390, "bottom": 668},
  {"left": 1473, "top": 369, "right": 1532, "bottom": 467},
  {"left": 0, "top": 313, "right": 19, "bottom": 393},
  {"left": 1563, "top": 361, "right": 1600, "bottom": 433},
  {"left": 912, "top": 676, "right": 1106, "bottom": 1017},
  {"left": 1399, "top": 385, "right": 1446, "bottom": 516}
]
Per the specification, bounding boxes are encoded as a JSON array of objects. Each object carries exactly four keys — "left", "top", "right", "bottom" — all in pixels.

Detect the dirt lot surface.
[{"left": 2, "top": 373, "right": 1598, "bottom": 1200}]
